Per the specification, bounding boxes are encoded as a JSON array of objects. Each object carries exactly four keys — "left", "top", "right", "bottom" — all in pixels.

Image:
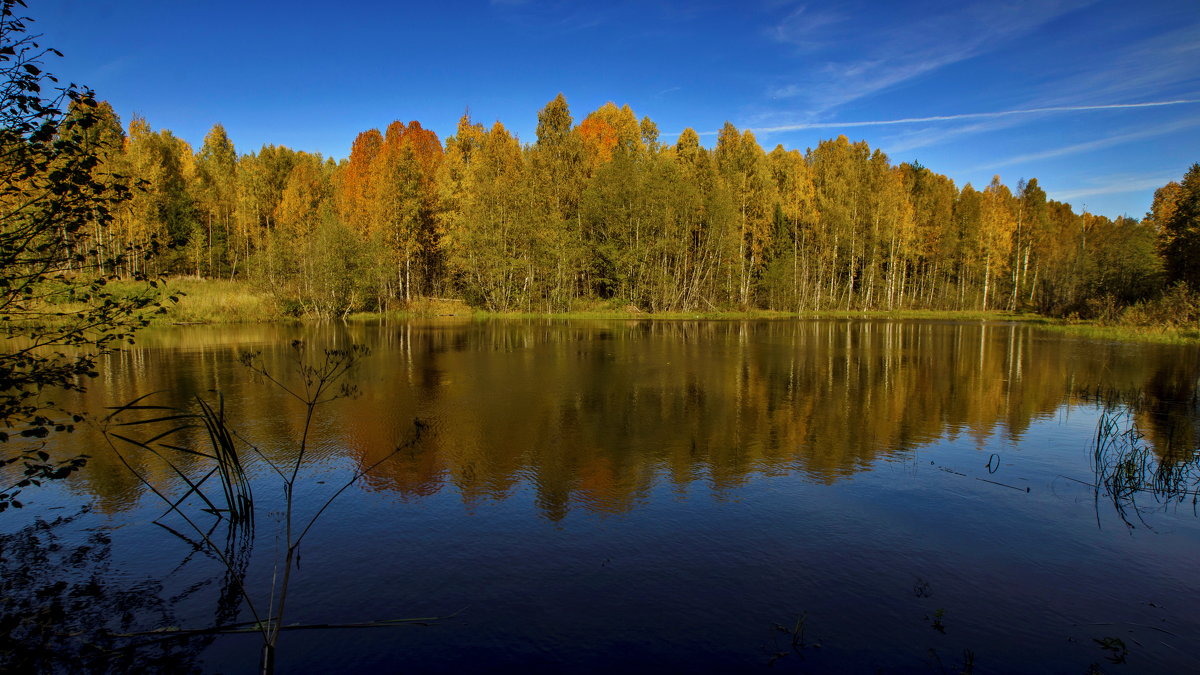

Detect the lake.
[{"left": 4, "top": 319, "right": 1199, "bottom": 673}]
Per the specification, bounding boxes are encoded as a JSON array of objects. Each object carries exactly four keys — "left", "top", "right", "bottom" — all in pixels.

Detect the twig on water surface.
[
  {"left": 935, "top": 462, "right": 1030, "bottom": 493},
  {"left": 974, "top": 477, "right": 1029, "bottom": 492},
  {"left": 986, "top": 453, "right": 1001, "bottom": 473},
  {"left": 1056, "top": 474, "right": 1096, "bottom": 488},
  {"left": 106, "top": 608, "right": 466, "bottom": 642}
]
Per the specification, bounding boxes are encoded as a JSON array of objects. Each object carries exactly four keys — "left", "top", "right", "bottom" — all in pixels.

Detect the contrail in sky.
[{"left": 680, "top": 99, "right": 1200, "bottom": 136}]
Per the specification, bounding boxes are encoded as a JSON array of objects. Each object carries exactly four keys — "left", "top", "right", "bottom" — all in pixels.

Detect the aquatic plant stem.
[
  {"left": 106, "top": 343, "right": 437, "bottom": 673},
  {"left": 101, "top": 432, "right": 268, "bottom": 642}
]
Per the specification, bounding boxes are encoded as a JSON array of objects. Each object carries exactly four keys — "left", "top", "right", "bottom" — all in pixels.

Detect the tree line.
[{"left": 77, "top": 94, "right": 1197, "bottom": 318}]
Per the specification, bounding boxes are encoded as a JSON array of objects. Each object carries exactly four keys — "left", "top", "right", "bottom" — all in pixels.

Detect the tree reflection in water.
[
  {"left": 10, "top": 320, "right": 1200, "bottom": 672},
  {"left": 59, "top": 320, "right": 1200, "bottom": 522}
]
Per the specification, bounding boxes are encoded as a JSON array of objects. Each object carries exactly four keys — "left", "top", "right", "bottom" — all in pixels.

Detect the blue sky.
[{"left": 34, "top": 0, "right": 1200, "bottom": 218}]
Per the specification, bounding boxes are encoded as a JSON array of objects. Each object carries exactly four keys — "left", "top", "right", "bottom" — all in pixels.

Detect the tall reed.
[{"left": 1092, "top": 408, "right": 1200, "bottom": 526}]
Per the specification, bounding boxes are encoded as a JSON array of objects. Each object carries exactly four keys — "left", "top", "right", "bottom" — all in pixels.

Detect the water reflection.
[
  {"left": 29, "top": 319, "right": 1200, "bottom": 673},
  {"left": 62, "top": 320, "right": 1199, "bottom": 520}
]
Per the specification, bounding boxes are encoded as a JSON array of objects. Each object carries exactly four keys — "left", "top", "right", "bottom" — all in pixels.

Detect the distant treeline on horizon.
[{"left": 70, "top": 94, "right": 1199, "bottom": 318}]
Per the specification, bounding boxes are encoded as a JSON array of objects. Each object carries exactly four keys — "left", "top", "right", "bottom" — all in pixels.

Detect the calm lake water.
[{"left": 5, "top": 319, "right": 1200, "bottom": 673}]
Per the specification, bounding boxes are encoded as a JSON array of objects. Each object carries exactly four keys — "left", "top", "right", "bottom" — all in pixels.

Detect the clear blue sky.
[{"left": 35, "top": 0, "right": 1200, "bottom": 219}]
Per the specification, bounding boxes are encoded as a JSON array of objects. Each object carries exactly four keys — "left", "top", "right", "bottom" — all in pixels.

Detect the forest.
[{"left": 70, "top": 94, "right": 1198, "bottom": 320}]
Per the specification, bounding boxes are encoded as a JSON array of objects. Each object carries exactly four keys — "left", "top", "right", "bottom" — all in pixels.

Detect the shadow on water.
[{"left": 0, "top": 508, "right": 221, "bottom": 672}]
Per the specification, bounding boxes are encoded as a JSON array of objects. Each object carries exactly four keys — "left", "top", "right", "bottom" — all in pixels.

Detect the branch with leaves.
[{"left": 0, "top": 0, "right": 172, "bottom": 510}]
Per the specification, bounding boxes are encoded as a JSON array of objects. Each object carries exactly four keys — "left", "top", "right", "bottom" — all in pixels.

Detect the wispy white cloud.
[
  {"left": 745, "top": 99, "right": 1200, "bottom": 134},
  {"left": 749, "top": 1, "right": 1200, "bottom": 160},
  {"left": 662, "top": 98, "right": 1200, "bottom": 144},
  {"left": 881, "top": 117, "right": 1027, "bottom": 155},
  {"left": 767, "top": 3, "right": 846, "bottom": 51},
  {"left": 1053, "top": 173, "right": 1178, "bottom": 201},
  {"left": 767, "top": 0, "right": 1094, "bottom": 113},
  {"left": 974, "top": 117, "right": 1200, "bottom": 171},
  {"left": 1044, "top": 23, "right": 1200, "bottom": 105}
]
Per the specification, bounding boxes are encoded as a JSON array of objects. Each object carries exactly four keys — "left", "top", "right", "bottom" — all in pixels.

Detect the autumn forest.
[{"left": 75, "top": 94, "right": 1196, "bottom": 320}]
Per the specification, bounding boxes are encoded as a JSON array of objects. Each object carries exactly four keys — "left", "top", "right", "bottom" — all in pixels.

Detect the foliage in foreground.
[{"left": 0, "top": 0, "right": 165, "bottom": 511}]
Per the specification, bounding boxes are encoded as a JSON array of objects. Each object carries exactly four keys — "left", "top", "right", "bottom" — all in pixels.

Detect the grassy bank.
[
  {"left": 146, "top": 278, "right": 279, "bottom": 324},
  {"left": 97, "top": 278, "right": 1200, "bottom": 345},
  {"left": 1026, "top": 321, "right": 1200, "bottom": 345},
  {"left": 466, "top": 307, "right": 1040, "bottom": 322}
]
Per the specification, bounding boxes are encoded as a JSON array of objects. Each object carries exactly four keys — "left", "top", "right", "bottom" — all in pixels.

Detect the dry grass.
[{"left": 146, "top": 278, "right": 279, "bottom": 324}]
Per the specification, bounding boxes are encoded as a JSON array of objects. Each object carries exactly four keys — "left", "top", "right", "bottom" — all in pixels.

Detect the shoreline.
[
  {"left": 123, "top": 279, "right": 1198, "bottom": 345},
  {"left": 10, "top": 278, "right": 1193, "bottom": 345}
]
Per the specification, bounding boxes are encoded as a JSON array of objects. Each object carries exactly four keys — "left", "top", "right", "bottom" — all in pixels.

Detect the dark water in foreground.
[{"left": 5, "top": 319, "right": 1200, "bottom": 673}]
